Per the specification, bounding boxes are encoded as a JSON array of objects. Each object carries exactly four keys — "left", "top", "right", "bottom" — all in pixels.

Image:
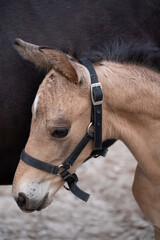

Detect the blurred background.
[{"left": 0, "top": 141, "right": 154, "bottom": 240}]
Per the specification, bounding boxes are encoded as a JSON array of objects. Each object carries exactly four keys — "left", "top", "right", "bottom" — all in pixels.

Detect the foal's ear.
[
  {"left": 14, "top": 38, "right": 78, "bottom": 82},
  {"left": 40, "top": 48, "right": 78, "bottom": 82}
]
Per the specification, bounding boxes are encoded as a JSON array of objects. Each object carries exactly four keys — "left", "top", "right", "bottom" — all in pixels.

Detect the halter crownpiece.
[{"left": 20, "top": 58, "right": 108, "bottom": 202}]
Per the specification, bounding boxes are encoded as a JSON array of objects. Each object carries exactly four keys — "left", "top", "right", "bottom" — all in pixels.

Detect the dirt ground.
[{"left": 0, "top": 141, "right": 154, "bottom": 240}]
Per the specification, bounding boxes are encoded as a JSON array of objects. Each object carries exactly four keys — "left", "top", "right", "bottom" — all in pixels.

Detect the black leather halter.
[{"left": 20, "top": 58, "right": 108, "bottom": 202}]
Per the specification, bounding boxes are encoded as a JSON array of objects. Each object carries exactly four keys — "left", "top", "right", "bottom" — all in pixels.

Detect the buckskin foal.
[{"left": 12, "top": 39, "right": 160, "bottom": 239}]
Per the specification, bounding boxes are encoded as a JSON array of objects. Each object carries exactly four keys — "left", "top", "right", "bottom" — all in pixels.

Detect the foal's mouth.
[{"left": 36, "top": 193, "right": 49, "bottom": 211}]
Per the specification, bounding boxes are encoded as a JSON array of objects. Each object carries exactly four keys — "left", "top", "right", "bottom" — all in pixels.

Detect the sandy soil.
[{"left": 0, "top": 141, "right": 154, "bottom": 240}]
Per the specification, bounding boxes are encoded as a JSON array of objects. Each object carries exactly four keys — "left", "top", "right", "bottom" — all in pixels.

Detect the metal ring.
[
  {"left": 57, "top": 164, "right": 64, "bottom": 176},
  {"left": 87, "top": 122, "right": 93, "bottom": 133},
  {"left": 58, "top": 164, "right": 63, "bottom": 169}
]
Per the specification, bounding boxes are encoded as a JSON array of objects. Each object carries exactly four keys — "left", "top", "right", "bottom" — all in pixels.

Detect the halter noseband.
[{"left": 20, "top": 58, "right": 107, "bottom": 202}]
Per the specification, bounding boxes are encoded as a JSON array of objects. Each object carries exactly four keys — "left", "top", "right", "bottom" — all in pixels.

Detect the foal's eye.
[{"left": 51, "top": 128, "right": 69, "bottom": 138}]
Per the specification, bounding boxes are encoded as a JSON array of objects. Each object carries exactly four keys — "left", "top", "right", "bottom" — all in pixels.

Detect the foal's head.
[{"left": 12, "top": 39, "right": 93, "bottom": 212}]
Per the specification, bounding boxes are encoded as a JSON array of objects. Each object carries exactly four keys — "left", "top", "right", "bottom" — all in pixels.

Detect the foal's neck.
[{"left": 95, "top": 61, "right": 160, "bottom": 180}]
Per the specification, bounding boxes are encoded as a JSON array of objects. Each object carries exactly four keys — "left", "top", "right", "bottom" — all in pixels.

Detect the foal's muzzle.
[{"left": 15, "top": 192, "right": 49, "bottom": 212}]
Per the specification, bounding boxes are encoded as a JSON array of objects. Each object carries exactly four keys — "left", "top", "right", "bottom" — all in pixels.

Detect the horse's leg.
[{"left": 132, "top": 165, "right": 160, "bottom": 240}]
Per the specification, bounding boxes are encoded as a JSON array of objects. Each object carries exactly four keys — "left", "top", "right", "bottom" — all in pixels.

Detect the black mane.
[{"left": 77, "top": 40, "right": 160, "bottom": 71}]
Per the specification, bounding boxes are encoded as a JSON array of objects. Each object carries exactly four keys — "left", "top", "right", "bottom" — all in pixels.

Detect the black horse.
[{"left": 1, "top": 0, "right": 160, "bottom": 184}]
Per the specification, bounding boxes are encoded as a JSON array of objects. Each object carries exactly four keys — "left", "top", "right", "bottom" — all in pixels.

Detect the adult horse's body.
[
  {"left": 1, "top": 0, "right": 160, "bottom": 184},
  {"left": 13, "top": 39, "right": 160, "bottom": 239}
]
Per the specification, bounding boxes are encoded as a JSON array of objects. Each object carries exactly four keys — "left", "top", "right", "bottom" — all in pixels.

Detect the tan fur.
[{"left": 13, "top": 40, "right": 160, "bottom": 239}]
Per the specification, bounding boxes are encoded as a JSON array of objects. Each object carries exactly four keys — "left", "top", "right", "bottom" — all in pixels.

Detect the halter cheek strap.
[
  {"left": 20, "top": 58, "right": 107, "bottom": 202},
  {"left": 78, "top": 58, "right": 103, "bottom": 150}
]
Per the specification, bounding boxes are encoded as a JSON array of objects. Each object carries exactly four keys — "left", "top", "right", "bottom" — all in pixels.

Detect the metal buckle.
[{"left": 91, "top": 83, "right": 103, "bottom": 106}]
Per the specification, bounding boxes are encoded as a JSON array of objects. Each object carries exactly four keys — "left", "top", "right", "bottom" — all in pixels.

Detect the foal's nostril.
[{"left": 16, "top": 192, "right": 29, "bottom": 210}]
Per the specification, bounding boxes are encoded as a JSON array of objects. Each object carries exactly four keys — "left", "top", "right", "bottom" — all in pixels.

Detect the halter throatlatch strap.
[{"left": 20, "top": 57, "right": 105, "bottom": 203}]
